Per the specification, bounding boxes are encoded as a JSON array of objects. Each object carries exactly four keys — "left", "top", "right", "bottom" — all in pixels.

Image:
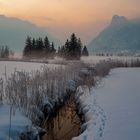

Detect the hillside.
[
  {"left": 88, "top": 15, "right": 140, "bottom": 54},
  {"left": 0, "top": 15, "right": 61, "bottom": 52}
]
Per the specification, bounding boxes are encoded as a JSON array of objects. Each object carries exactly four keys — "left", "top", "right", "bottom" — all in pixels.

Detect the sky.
[{"left": 0, "top": 0, "right": 140, "bottom": 44}]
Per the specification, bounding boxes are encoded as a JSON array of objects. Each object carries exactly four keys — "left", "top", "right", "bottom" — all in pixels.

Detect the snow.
[
  {"left": 0, "top": 61, "right": 62, "bottom": 139},
  {"left": 73, "top": 68, "right": 140, "bottom": 140},
  {"left": 73, "top": 86, "right": 106, "bottom": 140},
  {"left": 1, "top": 60, "right": 140, "bottom": 140},
  {"left": 0, "top": 61, "right": 62, "bottom": 79},
  {"left": 97, "top": 68, "right": 140, "bottom": 140},
  {"left": 81, "top": 55, "right": 140, "bottom": 65},
  {"left": 0, "top": 105, "right": 31, "bottom": 140}
]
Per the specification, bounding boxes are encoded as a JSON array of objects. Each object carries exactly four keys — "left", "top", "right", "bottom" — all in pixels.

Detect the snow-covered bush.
[{"left": 94, "top": 58, "right": 140, "bottom": 77}]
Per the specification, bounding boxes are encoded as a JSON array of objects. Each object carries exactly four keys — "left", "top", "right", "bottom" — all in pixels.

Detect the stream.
[{"left": 42, "top": 96, "right": 82, "bottom": 140}]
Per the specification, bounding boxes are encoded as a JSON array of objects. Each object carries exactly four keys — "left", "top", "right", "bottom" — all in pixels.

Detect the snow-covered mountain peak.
[{"left": 111, "top": 15, "right": 128, "bottom": 26}]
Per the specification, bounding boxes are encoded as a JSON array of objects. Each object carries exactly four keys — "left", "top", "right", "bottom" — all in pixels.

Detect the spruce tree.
[
  {"left": 4, "top": 46, "right": 9, "bottom": 58},
  {"left": 44, "top": 36, "right": 50, "bottom": 53},
  {"left": 32, "top": 38, "right": 36, "bottom": 51},
  {"left": 0, "top": 46, "right": 10, "bottom": 58},
  {"left": 51, "top": 42, "right": 56, "bottom": 52},
  {"left": 77, "top": 38, "right": 82, "bottom": 56},
  {"left": 23, "top": 36, "right": 56, "bottom": 58},
  {"left": 82, "top": 46, "right": 89, "bottom": 56},
  {"left": 36, "top": 38, "right": 43, "bottom": 51},
  {"left": 65, "top": 39, "right": 70, "bottom": 56},
  {"left": 23, "top": 36, "right": 32, "bottom": 56},
  {"left": 64, "top": 33, "right": 82, "bottom": 59},
  {"left": 70, "top": 33, "right": 77, "bottom": 53}
]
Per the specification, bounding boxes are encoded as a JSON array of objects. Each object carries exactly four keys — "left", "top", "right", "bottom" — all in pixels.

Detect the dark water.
[{"left": 42, "top": 96, "right": 81, "bottom": 140}]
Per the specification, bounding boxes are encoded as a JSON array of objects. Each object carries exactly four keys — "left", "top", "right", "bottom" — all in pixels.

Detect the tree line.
[
  {"left": 58, "top": 33, "right": 89, "bottom": 59},
  {"left": 23, "top": 36, "right": 56, "bottom": 58},
  {"left": 23, "top": 33, "right": 89, "bottom": 59},
  {"left": 0, "top": 45, "right": 14, "bottom": 58}
]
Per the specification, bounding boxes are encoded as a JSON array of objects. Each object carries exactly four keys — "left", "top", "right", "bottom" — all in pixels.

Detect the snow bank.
[
  {"left": 73, "top": 68, "right": 140, "bottom": 140},
  {"left": 73, "top": 86, "right": 106, "bottom": 140},
  {"left": 0, "top": 61, "right": 63, "bottom": 139},
  {"left": 0, "top": 105, "right": 31, "bottom": 140},
  {"left": 95, "top": 68, "right": 140, "bottom": 140},
  {"left": 0, "top": 61, "right": 77, "bottom": 139}
]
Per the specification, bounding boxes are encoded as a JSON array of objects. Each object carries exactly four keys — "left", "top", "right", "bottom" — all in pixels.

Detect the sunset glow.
[{"left": 0, "top": 0, "right": 140, "bottom": 42}]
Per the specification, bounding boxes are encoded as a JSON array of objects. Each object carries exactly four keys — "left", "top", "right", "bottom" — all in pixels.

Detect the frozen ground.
[
  {"left": 96, "top": 68, "right": 140, "bottom": 140},
  {"left": 73, "top": 68, "right": 140, "bottom": 140},
  {"left": 0, "top": 105, "right": 31, "bottom": 140},
  {"left": 81, "top": 56, "right": 140, "bottom": 65},
  {"left": 1, "top": 61, "right": 140, "bottom": 140},
  {"left": 0, "top": 61, "right": 62, "bottom": 79}
]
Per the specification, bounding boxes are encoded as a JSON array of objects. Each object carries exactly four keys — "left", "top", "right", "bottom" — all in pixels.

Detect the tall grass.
[
  {"left": 94, "top": 58, "right": 140, "bottom": 77},
  {"left": 3, "top": 62, "right": 84, "bottom": 126},
  {"left": 1, "top": 58, "right": 140, "bottom": 126}
]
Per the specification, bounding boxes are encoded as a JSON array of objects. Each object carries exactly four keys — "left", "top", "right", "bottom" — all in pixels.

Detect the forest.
[{"left": 23, "top": 33, "right": 89, "bottom": 59}]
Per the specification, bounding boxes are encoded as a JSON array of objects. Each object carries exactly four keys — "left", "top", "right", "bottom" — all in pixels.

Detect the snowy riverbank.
[
  {"left": 73, "top": 68, "right": 140, "bottom": 140},
  {"left": 0, "top": 105, "right": 31, "bottom": 140},
  {"left": 0, "top": 60, "right": 140, "bottom": 140},
  {"left": 0, "top": 61, "right": 63, "bottom": 140},
  {"left": 0, "top": 61, "right": 79, "bottom": 140}
]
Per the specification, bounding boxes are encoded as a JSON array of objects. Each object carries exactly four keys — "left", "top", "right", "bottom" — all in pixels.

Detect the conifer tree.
[
  {"left": 23, "top": 36, "right": 32, "bottom": 56},
  {"left": 70, "top": 33, "right": 78, "bottom": 53},
  {"left": 44, "top": 36, "right": 50, "bottom": 52},
  {"left": 4, "top": 46, "right": 9, "bottom": 58},
  {"left": 77, "top": 38, "right": 82, "bottom": 56},
  {"left": 51, "top": 42, "right": 56, "bottom": 52},
  {"left": 64, "top": 39, "right": 70, "bottom": 57},
  {"left": 61, "top": 33, "right": 82, "bottom": 59},
  {"left": 23, "top": 36, "right": 56, "bottom": 58},
  {"left": 32, "top": 38, "right": 36, "bottom": 51},
  {"left": 36, "top": 38, "right": 43, "bottom": 51},
  {"left": 82, "top": 46, "right": 89, "bottom": 56}
]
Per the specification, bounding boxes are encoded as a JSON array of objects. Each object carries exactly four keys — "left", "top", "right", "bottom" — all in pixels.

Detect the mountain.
[
  {"left": 88, "top": 15, "right": 140, "bottom": 54},
  {"left": 0, "top": 15, "right": 61, "bottom": 52}
]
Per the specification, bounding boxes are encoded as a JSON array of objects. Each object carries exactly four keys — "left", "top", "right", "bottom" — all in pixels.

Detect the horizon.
[
  {"left": 0, "top": 0, "right": 140, "bottom": 44},
  {"left": 0, "top": 1, "right": 140, "bottom": 140}
]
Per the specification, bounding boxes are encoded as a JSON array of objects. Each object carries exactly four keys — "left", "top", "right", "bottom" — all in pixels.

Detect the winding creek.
[{"left": 42, "top": 96, "right": 82, "bottom": 140}]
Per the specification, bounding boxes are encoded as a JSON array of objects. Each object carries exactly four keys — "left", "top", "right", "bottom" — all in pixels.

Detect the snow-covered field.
[
  {"left": 1, "top": 60, "right": 140, "bottom": 140},
  {"left": 81, "top": 56, "right": 140, "bottom": 65},
  {"left": 0, "top": 61, "right": 62, "bottom": 79},
  {"left": 97, "top": 68, "right": 140, "bottom": 140},
  {"left": 74, "top": 68, "right": 140, "bottom": 140},
  {"left": 0, "top": 105, "right": 31, "bottom": 140}
]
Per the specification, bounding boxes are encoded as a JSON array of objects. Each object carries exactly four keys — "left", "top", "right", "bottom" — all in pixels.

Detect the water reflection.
[{"left": 42, "top": 96, "right": 81, "bottom": 140}]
